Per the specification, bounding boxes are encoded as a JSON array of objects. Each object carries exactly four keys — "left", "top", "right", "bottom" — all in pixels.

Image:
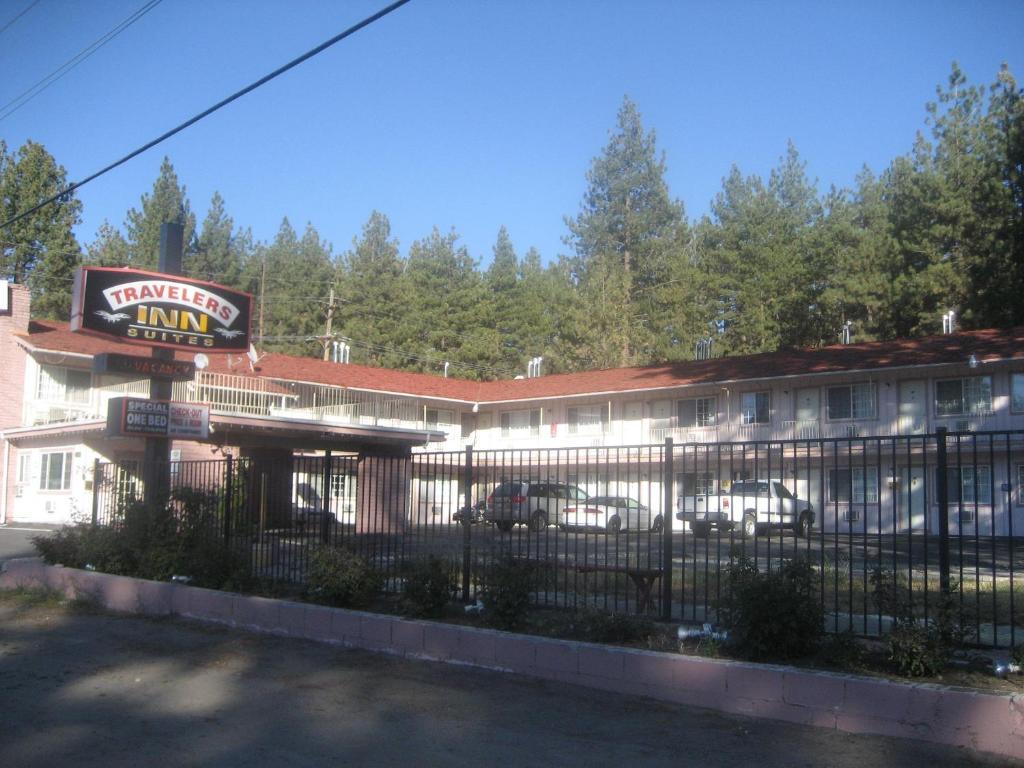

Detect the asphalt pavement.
[{"left": 0, "top": 593, "right": 1019, "bottom": 768}]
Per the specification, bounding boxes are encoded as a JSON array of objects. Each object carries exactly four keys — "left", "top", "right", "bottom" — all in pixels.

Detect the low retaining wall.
[{"left": 3, "top": 558, "right": 1022, "bottom": 760}]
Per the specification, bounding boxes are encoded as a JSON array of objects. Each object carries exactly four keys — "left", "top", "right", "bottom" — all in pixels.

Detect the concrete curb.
[{"left": 3, "top": 558, "right": 1022, "bottom": 760}]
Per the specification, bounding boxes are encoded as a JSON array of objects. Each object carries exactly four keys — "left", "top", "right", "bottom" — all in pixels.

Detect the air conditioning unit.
[
  {"left": 959, "top": 509, "right": 975, "bottom": 525},
  {"left": 954, "top": 420, "right": 970, "bottom": 433},
  {"left": 844, "top": 509, "right": 860, "bottom": 523},
  {"left": 844, "top": 424, "right": 860, "bottom": 438},
  {"left": 44, "top": 499, "right": 59, "bottom": 515}
]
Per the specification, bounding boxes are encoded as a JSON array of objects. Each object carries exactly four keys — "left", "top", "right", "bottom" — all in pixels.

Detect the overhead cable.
[{"left": 0, "top": 0, "right": 413, "bottom": 232}]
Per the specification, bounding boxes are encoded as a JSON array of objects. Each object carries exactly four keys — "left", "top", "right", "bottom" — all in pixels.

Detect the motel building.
[{"left": 2, "top": 277, "right": 1024, "bottom": 537}]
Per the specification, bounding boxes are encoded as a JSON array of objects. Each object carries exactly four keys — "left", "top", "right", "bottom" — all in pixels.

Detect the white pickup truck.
[{"left": 675, "top": 479, "right": 815, "bottom": 538}]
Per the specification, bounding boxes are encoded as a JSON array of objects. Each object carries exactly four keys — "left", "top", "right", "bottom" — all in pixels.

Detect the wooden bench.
[{"left": 520, "top": 558, "right": 663, "bottom": 614}]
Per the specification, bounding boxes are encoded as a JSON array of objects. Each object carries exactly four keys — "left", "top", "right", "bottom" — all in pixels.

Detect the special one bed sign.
[{"left": 71, "top": 267, "right": 253, "bottom": 352}]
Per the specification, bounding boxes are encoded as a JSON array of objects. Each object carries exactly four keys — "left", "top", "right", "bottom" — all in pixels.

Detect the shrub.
[
  {"left": 718, "top": 557, "right": 824, "bottom": 661},
  {"left": 870, "top": 568, "right": 971, "bottom": 678},
  {"left": 402, "top": 556, "right": 457, "bottom": 618},
  {"left": 1013, "top": 643, "right": 1024, "bottom": 668},
  {"left": 307, "top": 546, "right": 382, "bottom": 608},
  {"left": 817, "top": 630, "right": 866, "bottom": 669},
  {"left": 481, "top": 556, "right": 536, "bottom": 631},
  {"left": 34, "top": 525, "right": 138, "bottom": 575}
]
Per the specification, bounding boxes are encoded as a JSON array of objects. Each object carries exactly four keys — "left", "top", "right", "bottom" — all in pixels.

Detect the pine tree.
[
  {"left": 565, "top": 96, "right": 689, "bottom": 366},
  {"left": 0, "top": 140, "right": 82, "bottom": 319},
  {"left": 124, "top": 157, "right": 195, "bottom": 270},
  {"left": 187, "top": 192, "right": 248, "bottom": 288}
]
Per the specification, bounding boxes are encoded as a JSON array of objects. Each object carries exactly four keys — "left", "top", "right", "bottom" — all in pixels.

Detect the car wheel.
[
  {"left": 691, "top": 522, "right": 710, "bottom": 538},
  {"left": 529, "top": 511, "right": 548, "bottom": 532},
  {"left": 796, "top": 510, "right": 813, "bottom": 539},
  {"left": 742, "top": 514, "right": 757, "bottom": 538},
  {"left": 650, "top": 515, "right": 664, "bottom": 533},
  {"left": 495, "top": 520, "right": 513, "bottom": 533},
  {"left": 606, "top": 516, "right": 621, "bottom": 535}
]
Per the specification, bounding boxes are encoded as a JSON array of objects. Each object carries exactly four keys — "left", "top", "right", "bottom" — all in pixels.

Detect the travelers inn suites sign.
[{"left": 71, "top": 267, "right": 253, "bottom": 352}]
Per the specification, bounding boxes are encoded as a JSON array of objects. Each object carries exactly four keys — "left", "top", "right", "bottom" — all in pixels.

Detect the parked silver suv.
[{"left": 485, "top": 480, "right": 588, "bottom": 532}]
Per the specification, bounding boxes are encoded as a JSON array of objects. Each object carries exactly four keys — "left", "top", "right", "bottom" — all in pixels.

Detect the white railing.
[{"left": 782, "top": 420, "right": 821, "bottom": 440}]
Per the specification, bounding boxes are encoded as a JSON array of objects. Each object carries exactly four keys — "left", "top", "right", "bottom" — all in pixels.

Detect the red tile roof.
[{"left": 18, "top": 320, "right": 1024, "bottom": 406}]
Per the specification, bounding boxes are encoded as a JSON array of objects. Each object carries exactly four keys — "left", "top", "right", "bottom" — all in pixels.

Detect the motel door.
[
  {"left": 794, "top": 388, "right": 820, "bottom": 438},
  {"left": 897, "top": 467, "right": 927, "bottom": 533},
  {"left": 623, "top": 401, "right": 644, "bottom": 443},
  {"left": 898, "top": 381, "right": 926, "bottom": 435}
]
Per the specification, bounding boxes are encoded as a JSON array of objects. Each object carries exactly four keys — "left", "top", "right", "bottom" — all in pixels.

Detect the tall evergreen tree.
[
  {"left": 124, "top": 157, "right": 195, "bottom": 270},
  {"left": 187, "top": 192, "right": 247, "bottom": 288},
  {"left": 336, "top": 211, "right": 407, "bottom": 367},
  {"left": 0, "top": 140, "right": 82, "bottom": 319},
  {"left": 565, "top": 96, "right": 689, "bottom": 366}
]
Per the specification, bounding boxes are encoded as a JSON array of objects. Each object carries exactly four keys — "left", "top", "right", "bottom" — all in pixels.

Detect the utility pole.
[
  {"left": 322, "top": 286, "right": 335, "bottom": 361},
  {"left": 258, "top": 256, "right": 266, "bottom": 343}
]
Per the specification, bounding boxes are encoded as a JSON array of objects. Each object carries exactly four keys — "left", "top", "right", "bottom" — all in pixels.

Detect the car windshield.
[{"left": 588, "top": 496, "right": 616, "bottom": 506}]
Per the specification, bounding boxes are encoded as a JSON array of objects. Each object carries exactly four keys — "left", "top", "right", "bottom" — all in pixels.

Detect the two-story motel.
[{"left": 3, "top": 280, "right": 1024, "bottom": 535}]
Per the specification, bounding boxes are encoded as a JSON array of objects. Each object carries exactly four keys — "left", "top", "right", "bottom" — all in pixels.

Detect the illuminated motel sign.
[{"left": 70, "top": 267, "right": 253, "bottom": 353}]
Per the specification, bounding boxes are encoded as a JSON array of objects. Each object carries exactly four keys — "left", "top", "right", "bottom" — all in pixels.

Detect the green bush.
[
  {"left": 1012, "top": 643, "right": 1024, "bottom": 667},
  {"left": 402, "top": 556, "right": 457, "bottom": 618},
  {"left": 481, "top": 556, "right": 536, "bottom": 631},
  {"left": 870, "top": 568, "right": 970, "bottom": 678},
  {"left": 817, "top": 630, "right": 866, "bottom": 669},
  {"left": 307, "top": 546, "right": 382, "bottom": 608},
  {"left": 718, "top": 557, "right": 824, "bottom": 661},
  {"left": 33, "top": 488, "right": 252, "bottom": 592}
]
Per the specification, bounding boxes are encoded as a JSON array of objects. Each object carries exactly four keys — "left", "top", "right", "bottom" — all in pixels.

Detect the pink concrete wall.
[{"left": 1, "top": 283, "right": 31, "bottom": 523}]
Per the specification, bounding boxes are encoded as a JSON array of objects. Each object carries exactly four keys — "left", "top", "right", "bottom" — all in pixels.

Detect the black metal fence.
[{"left": 90, "top": 429, "right": 1024, "bottom": 648}]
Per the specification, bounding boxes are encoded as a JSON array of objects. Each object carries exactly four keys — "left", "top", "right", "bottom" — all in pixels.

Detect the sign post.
[{"left": 143, "top": 224, "right": 183, "bottom": 508}]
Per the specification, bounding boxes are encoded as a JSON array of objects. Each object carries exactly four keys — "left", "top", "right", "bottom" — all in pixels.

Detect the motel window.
[
  {"left": 568, "top": 405, "right": 608, "bottom": 434},
  {"left": 677, "top": 397, "right": 716, "bottom": 428},
  {"left": 500, "top": 409, "right": 540, "bottom": 438},
  {"left": 1011, "top": 374, "right": 1024, "bottom": 414},
  {"left": 39, "top": 451, "right": 73, "bottom": 491},
  {"left": 935, "top": 377, "right": 992, "bottom": 417},
  {"left": 36, "top": 366, "right": 92, "bottom": 404},
  {"left": 937, "top": 465, "right": 993, "bottom": 505},
  {"left": 827, "top": 383, "right": 876, "bottom": 420},
  {"left": 677, "top": 472, "right": 718, "bottom": 497},
  {"left": 425, "top": 409, "right": 454, "bottom": 428},
  {"left": 828, "top": 467, "right": 879, "bottom": 504},
  {"left": 740, "top": 391, "right": 770, "bottom": 425}
]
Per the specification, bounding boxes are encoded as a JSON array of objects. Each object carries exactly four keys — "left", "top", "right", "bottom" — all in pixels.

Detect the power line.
[
  {"left": 0, "top": 0, "right": 413, "bottom": 232},
  {"left": 0, "top": 0, "right": 41, "bottom": 38},
  {"left": 0, "top": 0, "right": 163, "bottom": 123}
]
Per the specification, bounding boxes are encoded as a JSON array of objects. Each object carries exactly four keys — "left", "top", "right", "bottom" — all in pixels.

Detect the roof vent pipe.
[
  {"left": 443, "top": 361, "right": 449, "bottom": 378},
  {"left": 942, "top": 310, "right": 956, "bottom": 335},
  {"left": 527, "top": 356, "right": 543, "bottom": 378},
  {"left": 840, "top": 321, "right": 852, "bottom": 345}
]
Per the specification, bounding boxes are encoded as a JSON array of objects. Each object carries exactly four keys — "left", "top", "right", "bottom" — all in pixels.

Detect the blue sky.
[{"left": 1, "top": 0, "right": 1022, "bottom": 267}]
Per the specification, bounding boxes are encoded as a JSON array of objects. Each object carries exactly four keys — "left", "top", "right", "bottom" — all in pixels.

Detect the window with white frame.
[
  {"left": 567, "top": 404, "right": 607, "bottom": 434},
  {"left": 1011, "top": 374, "right": 1024, "bottom": 413},
  {"left": 39, "top": 451, "right": 73, "bottom": 491},
  {"left": 827, "top": 382, "right": 876, "bottom": 420},
  {"left": 935, "top": 376, "right": 992, "bottom": 417},
  {"left": 938, "top": 465, "right": 993, "bottom": 505},
  {"left": 740, "top": 391, "right": 770, "bottom": 425},
  {"left": 828, "top": 467, "right": 879, "bottom": 503},
  {"left": 677, "top": 397, "right": 716, "bottom": 428},
  {"left": 500, "top": 409, "right": 540, "bottom": 437},
  {"left": 36, "top": 365, "right": 91, "bottom": 404},
  {"left": 677, "top": 471, "right": 718, "bottom": 496},
  {"left": 425, "top": 408, "right": 454, "bottom": 428}
]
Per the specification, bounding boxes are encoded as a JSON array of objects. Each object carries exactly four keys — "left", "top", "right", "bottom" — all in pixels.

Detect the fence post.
[
  {"left": 91, "top": 458, "right": 101, "bottom": 526},
  {"left": 936, "top": 427, "right": 950, "bottom": 598},
  {"left": 662, "top": 437, "right": 674, "bottom": 621},
  {"left": 462, "top": 444, "right": 473, "bottom": 603},
  {"left": 321, "top": 450, "right": 333, "bottom": 544},
  {"left": 224, "top": 454, "right": 233, "bottom": 546}
]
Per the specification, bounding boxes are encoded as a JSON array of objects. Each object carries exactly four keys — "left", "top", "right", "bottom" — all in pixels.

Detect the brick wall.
[{"left": 0, "top": 282, "right": 31, "bottom": 522}]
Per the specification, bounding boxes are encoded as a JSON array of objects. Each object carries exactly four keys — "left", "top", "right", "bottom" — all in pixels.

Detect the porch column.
[
  {"left": 242, "top": 447, "right": 294, "bottom": 530},
  {"left": 356, "top": 446, "right": 411, "bottom": 535}
]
